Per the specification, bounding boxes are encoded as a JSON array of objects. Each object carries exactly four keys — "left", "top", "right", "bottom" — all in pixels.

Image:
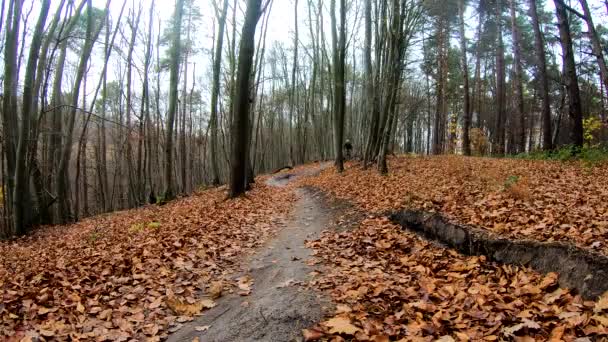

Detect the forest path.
[{"left": 168, "top": 164, "right": 334, "bottom": 342}]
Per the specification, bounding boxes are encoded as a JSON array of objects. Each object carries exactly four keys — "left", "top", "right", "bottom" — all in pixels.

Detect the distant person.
[{"left": 344, "top": 139, "right": 353, "bottom": 160}]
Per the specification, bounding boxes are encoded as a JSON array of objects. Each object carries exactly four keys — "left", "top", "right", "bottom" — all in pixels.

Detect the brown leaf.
[
  {"left": 166, "top": 296, "right": 216, "bottom": 316},
  {"left": 208, "top": 281, "right": 223, "bottom": 299},
  {"left": 322, "top": 316, "right": 360, "bottom": 335},
  {"left": 549, "top": 325, "right": 565, "bottom": 341},
  {"left": 302, "top": 328, "right": 324, "bottom": 341},
  {"left": 595, "top": 291, "right": 608, "bottom": 313}
]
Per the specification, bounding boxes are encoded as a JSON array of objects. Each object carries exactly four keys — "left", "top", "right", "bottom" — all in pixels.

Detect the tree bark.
[
  {"left": 229, "top": 0, "right": 262, "bottom": 198},
  {"left": 528, "top": 0, "right": 552, "bottom": 151},
  {"left": 459, "top": 0, "right": 471, "bottom": 156},
  {"left": 164, "top": 0, "right": 185, "bottom": 201},
  {"left": 56, "top": 0, "right": 107, "bottom": 223},
  {"left": 494, "top": 0, "right": 506, "bottom": 155},
  {"left": 289, "top": 0, "right": 299, "bottom": 166},
  {"left": 554, "top": 0, "right": 584, "bottom": 148},
  {"left": 210, "top": 0, "right": 229, "bottom": 186},
  {"left": 331, "top": 0, "right": 346, "bottom": 172},
  {"left": 1, "top": 0, "right": 23, "bottom": 236},
  {"left": 509, "top": 0, "right": 525, "bottom": 153},
  {"left": 12, "top": 0, "right": 50, "bottom": 234}
]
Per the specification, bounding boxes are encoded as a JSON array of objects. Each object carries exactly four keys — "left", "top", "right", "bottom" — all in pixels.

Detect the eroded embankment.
[{"left": 390, "top": 210, "right": 608, "bottom": 299}]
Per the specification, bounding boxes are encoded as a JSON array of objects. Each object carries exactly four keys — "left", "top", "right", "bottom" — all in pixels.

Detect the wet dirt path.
[{"left": 168, "top": 165, "right": 333, "bottom": 342}]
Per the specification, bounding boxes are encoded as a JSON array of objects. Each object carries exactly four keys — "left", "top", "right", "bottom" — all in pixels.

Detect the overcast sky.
[{"left": 6, "top": 0, "right": 608, "bottom": 117}]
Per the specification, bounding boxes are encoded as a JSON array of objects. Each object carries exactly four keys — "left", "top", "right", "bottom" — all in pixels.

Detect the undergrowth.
[{"left": 514, "top": 145, "right": 608, "bottom": 166}]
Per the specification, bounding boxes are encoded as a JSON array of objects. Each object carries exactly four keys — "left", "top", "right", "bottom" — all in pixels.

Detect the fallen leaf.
[
  {"left": 208, "top": 281, "right": 223, "bottom": 299},
  {"left": 322, "top": 316, "right": 360, "bottom": 335},
  {"left": 166, "top": 296, "right": 216, "bottom": 316},
  {"left": 595, "top": 291, "right": 608, "bottom": 313},
  {"left": 302, "top": 328, "right": 324, "bottom": 341},
  {"left": 237, "top": 275, "right": 254, "bottom": 295}
]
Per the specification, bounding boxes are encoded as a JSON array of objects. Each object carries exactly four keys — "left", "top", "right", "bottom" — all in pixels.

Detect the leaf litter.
[
  {"left": 0, "top": 183, "right": 295, "bottom": 340},
  {"left": 297, "top": 156, "right": 608, "bottom": 340},
  {"left": 301, "top": 155, "right": 608, "bottom": 255},
  {"left": 304, "top": 217, "right": 608, "bottom": 340}
]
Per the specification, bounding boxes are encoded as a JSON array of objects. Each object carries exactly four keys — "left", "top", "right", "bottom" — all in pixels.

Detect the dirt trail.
[{"left": 168, "top": 165, "right": 333, "bottom": 342}]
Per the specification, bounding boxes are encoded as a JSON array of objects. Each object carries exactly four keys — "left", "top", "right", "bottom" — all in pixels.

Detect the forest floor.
[{"left": 2, "top": 156, "right": 608, "bottom": 341}]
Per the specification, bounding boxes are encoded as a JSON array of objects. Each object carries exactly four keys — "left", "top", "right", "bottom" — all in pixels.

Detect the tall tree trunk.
[
  {"left": 180, "top": 8, "right": 192, "bottom": 194},
  {"left": 472, "top": 1, "right": 484, "bottom": 129},
  {"left": 331, "top": 0, "right": 346, "bottom": 172},
  {"left": 494, "top": 0, "right": 506, "bottom": 155},
  {"left": 144, "top": 0, "right": 155, "bottom": 200},
  {"left": 363, "top": 0, "right": 373, "bottom": 164},
  {"left": 12, "top": 0, "right": 50, "bottom": 234},
  {"left": 554, "top": 0, "right": 583, "bottom": 148},
  {"left": 289, "top": 0, "right": 299, "bottom": 166},
  {"left": 229, "top": 0, "right": 262, "bottom": 198},
  {"left": 210, "top": 0, "right": 229, "bottom": 186},
  {"left": 1, "top": 0, "right": 23, "bottom": 236},
  {"left": 459, "top": 0, "right": 471, "bottom": 156},
  {"left": 509, "top": 0, "right": 525, "bottom": 153},
  {"left": 28, "top": 0, "right": 67, "bottom": 224},
  {"left": 433, "top": 17, "right": 448, "bottom": 155},
  {"left": 125, "top": 5, "right": 142, "bottom": 206},
  {"left": 164, "top": 0, "right": 185, "bottom": 201},
  {"left": 56, "top": 0, "right": 107, "bottom": 223},
  {"left": 528, "top": 0, "right": 552, "bottom": 151}
]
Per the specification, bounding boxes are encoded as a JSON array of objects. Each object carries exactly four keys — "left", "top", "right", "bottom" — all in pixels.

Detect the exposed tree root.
[{"left": 389, "top": 210, "right": 608, "bottom": 300}]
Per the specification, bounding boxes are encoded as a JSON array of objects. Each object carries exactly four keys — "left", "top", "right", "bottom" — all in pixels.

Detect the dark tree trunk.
[
  {"left": 163, "top": 0, "right": 185, "bottom": 201},
  {"left": 554, "top": 0, "right": 583, "bottom": 148},
  {"left": 331, "top": 0, "right": 346, "bottom": 172},
  {"left": 210, "top": 0, "right": 229, "bottom": 186},
  {"left": 494, "top": 0, "right": 506, "bottom": 155},
  {"left": 229, "top": 0, "right": 262, "bottom": 198},
  {"left": 509, "top": 0, "right": 525, "bottom": 153}
]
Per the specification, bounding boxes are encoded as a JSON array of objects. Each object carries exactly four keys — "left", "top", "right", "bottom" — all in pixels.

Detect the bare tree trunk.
[
  {"left": 472, "top": 2, "right": 484, "bottom": 129},
  {"left": 494, "top": 0, "right": 506, "bottom": 155},
  {"left": 229, "top": 0, "right": 262, "bottom": 198},
  {"left": 56, "top": 0, "right": 107, "bottom": 223},
  {"left": 528, "top": 0, "right": 552, "bottom": 151},
  {"left": 433, "top": 17, "right": 448, "bottom": 155},
  {"left": 289, "top": 0, "right": 299, "bottom": 166},
  {"left": 1, "top": 0, "right": 23, "bottom": 236},
  {"left": 144, "top": 0, "right": 155, "bottom": 200},
  {"left": 331, "top": 0, "right": 346, "bottom": 172},
  {"left": 362, "top": 0, "right": 374, "bottom": 164},
  {"left": 210, "top": 0, "right": 229, "bottom": 186},
  {"left": 510, "top": 0, "right": 525, "bottom": 153},
  {"left": 554, "top": 0, "right": 583, "bottom": 148},
  {"left": 164, "top": 0, "right": 185, "bottom": 201},
  {"left": 28, "top": 0, "right": 67, "bottom": 225},
  {"left": 459, "top": 0, "right": 471, "bottom": 156},
  {"left": 125, "top": 4, "right": 142, "bottom": 206},
  {"left": 180, "top": 8, "right": 192, "bottom": 194},
  {"left": 12, "top": 0, "right": 50, "bottom": 235}
]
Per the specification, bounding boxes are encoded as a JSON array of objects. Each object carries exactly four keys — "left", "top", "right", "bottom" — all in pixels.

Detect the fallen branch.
[{"left": 389, "top": 210, "right": 608, "bottom": 300}]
